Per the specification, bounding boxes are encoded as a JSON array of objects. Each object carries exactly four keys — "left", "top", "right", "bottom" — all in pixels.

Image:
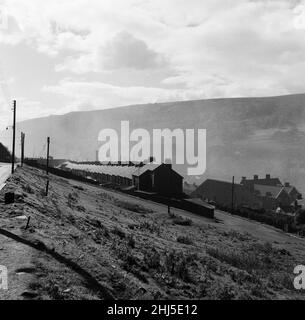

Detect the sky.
[{"left": 0, "top": 0, "right": 305, "bottom": 131}]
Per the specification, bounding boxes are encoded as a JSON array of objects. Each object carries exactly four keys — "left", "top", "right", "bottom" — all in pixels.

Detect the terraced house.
[{"left": 192, "top": 174, "right": 302, "bottom": 213}]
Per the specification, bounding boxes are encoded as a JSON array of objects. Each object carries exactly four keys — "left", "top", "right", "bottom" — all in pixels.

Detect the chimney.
[
  {"left": 285, "top": 182, "right": 290, "bottom": 187},
  {"left": 254, "top": 175, "right": 258, "bottom": 180},
  {"left": 266, "top": 174, "right": 270, "bottom": 180}
]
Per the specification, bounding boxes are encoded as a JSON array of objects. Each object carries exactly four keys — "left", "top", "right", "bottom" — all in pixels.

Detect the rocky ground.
[{"left": 0, "top": 165, "right": 304, "bottom": 300}]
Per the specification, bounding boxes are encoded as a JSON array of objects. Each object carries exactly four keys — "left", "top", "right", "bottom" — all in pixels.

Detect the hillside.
[
  {"left": 0, "top": 142, "right": 12, "bottom": 163},
  {"left": 0, "top": 166, "right": 304, "bottom": 300},
  {"left": 1, "top": 93, "right": 305, "bottom": 189}
]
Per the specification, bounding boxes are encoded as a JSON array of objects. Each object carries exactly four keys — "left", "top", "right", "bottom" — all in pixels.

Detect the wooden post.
[
  {"left": 21, "top": 132, "right": 25, "bottom": 167},
  {"left": 168, "top": 163, "right": 172, "bottom": 214},
  {"left": 25, "top": 216, "right": 31, "bottom": 230},
  {"left": 46, "top": 137, "right": 50, "bottom": 175},
  {"left": 11, "top": 100, "right": 16, "bottom": 174},
  {"left": 231, "top": 176, "right": 235, "bottom": 214},
  {"left": 45, "top": 180, "right": 49, "bottom": 196},
  {"left": 45, "top": 137, "right": 50, "bottom": 196}
]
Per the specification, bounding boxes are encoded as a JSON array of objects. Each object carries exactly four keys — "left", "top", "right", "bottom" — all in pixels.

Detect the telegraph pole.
[
  {"left": 231, "top": 176, "right": 235, "bottom": 214},
  {"left": 11, "top": 100, "right": 16, "bottom": 174},
  {"left": 20, "top": 132, "right": 25, "bottom": 167},
  {"left": 46, "top": 137, "right": 50, "bottom": 175},
  {"left": 168, "top": 162, "right": 172, "bottom": 214},
  {"left": 45, "top": 137, "right": 50, "bottom": 196}
]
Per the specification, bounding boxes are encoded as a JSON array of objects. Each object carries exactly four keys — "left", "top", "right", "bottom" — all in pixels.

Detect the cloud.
[
  {"left": 100, "top": 31, "right": 166, "bottom": 70},
  {"left": 56, "top": 31, "right": 167, "bottom": 73},
  {"left": 2, "top": 0, "right": 305, "bottom": 121}
]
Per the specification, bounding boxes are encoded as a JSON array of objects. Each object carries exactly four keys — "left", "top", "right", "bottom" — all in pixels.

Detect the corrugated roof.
[{"left": 64, "top": 163, "right": 136, "bottom": 179}]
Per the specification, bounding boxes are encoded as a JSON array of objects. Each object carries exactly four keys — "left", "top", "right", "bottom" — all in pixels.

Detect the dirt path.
[{"left": 214, "top": 210, "right": 305, "bottom": 259}]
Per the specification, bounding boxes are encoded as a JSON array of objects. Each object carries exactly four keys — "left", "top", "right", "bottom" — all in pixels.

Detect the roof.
[
  {"left": 198, "top": 179, "right": 245, "bottom": 189},
  {"left": 62, "top": 162, "right": 137, "bottom": 179},
  {"left": 61, "top": 161, "right": 183, "bottom": 180},
  {"left": 191, "top": 179, "right": 250, "bottom": 197},
  {"left": 132, "top": 163, "right": 162, "bottom": 177},
  {"left": 284, "top": 186, "right": 294, "bottom": 194},
  {"left": 284, "top": 185, "right": 301, "bottom": 195},
  {"left": 132, "top": 163, "right": 183, "bottom": 178},
  {"left": 254, "top": 184, "right": 287, "bottom": 199},
  {"left": 241, "top": 177, "right": 282, "bottom": 187}
]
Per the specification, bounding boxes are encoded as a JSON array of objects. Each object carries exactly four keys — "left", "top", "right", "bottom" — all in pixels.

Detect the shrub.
[
  {"left": 177, "top": 235, "right": 193, "bottom": 245},
  {"left": 164, "top": 250, "right": 196, "bottom": 283},
  {"left": 168, "top": 212, "right": 193, "bottom": 226},
  {"left": 143, "top": 247, "right": 161, "bottom": 270},
  {"left": 115, "top": 200, "right": 153, "bottom": 214},
  {"left": 139, "top": 221, "right": 161, "bottom": 234},
  {"left": 67, "top": 192, "right": 78, "bottom": 207},
  {"left": 295, "top": 209, "right": 305, "bottom": 225},
  {"left": 173, "top": 216, "right": 193, "bottom": 226}
]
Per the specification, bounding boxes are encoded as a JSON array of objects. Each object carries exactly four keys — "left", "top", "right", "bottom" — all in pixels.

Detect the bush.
[
  {"left": 174, "top": 218, "right": 192, "bottom": 226},
  {"left": 164, "top": 250, "right": 196, "bottom": 283},
  {"left": 115, "top": 200, "right": 153, "bottom": 214},
  {"left": 169, "top": 214, "right": 193, "bottom": 226},
  {"left": 143, "top": 247, "right": 161, "bottom": 270},
  {"left": 139, "top": 221, "right": 161, "bottom": 234},
  {"left": 295, "top": 209, "right": 305, "bottom": 225},
  {"left": 177, "top": 235, "right": 193, "bottom": 245}
]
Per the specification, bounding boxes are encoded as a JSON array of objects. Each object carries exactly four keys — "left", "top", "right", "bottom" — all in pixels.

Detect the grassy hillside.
[
  {"left": 1, "top": 93, "right": 305, "bottom": 189},
  {"left": 0, "top": 142, "right": 12, "bottom": 163},
  {"left": 0, "top": 166, "right": 304, "bottom": 299}
]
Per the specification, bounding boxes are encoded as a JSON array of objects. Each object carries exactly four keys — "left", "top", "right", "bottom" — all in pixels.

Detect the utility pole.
[
  {"left": 11, "top": 100, "right": 16, "bottom": 174},
  {"left": 46, "top": 137, "right": 50, "bottom": 175},
  {"left": 231, "top": 176, "right": 235, "bottom": 214},
  {"left": 20, "top": 132, "right": 25, "bottom": 167},
  {"left": 168, "top": 163, "right": 172, "bottom": 214},
  {"left": 45, "top": 137, "right": 50, "bottom": 196}
]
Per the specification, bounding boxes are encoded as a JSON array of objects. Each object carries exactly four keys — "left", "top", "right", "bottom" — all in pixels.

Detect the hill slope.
[
  {"left": 0, "top": 166, "right": 304, "bottom": 299},
  {"left": 1, "top": 93, "right": 305, "bottom": 189},
  {"left": 0, "top": 142, "right": 12, "bottom": 163}
]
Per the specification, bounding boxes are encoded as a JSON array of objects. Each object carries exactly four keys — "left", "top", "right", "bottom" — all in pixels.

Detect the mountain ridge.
[{"left": 1, "top": 93, "right": 304, "bottom": 190}]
